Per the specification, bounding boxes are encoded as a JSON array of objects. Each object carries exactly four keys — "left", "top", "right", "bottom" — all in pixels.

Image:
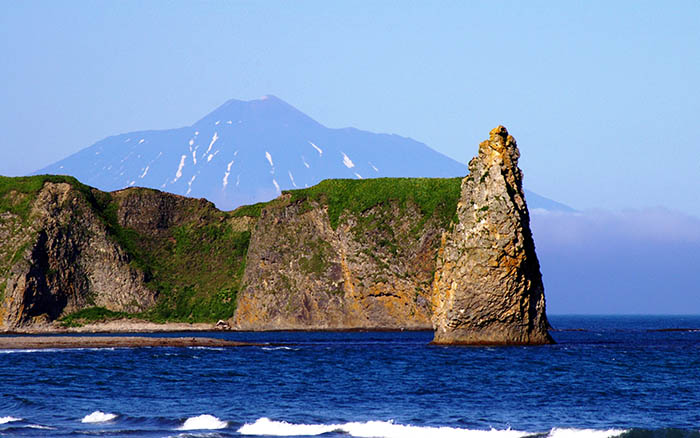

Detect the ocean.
[{"left": 1, "top": 315, "right": 699, "bottom": 437}]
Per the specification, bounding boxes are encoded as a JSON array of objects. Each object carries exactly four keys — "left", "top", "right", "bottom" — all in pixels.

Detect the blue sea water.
[{"left": 1, "top": 315, "right": 699, "bottom": 437}]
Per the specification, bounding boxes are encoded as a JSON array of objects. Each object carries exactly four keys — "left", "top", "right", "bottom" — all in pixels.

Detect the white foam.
[
  {"left": 192, "top": 150, "right": 197, "bottom": 165},
  {"left": 272, "top": 179, "right": 280, "bottom": 193},
  {"left": 227, "top": 120, "right": 232, "bottom": 124},
  {"left": 138, "top": 139, "right": 145, "bottom": 144},
  {"left": 139, "top": 165, "right": 149, "bottom": 179},
  {"left": 265, "top": 151, "right": 274, "bottom": 167},
  {"left": 369, "top": 162, "right": 379, "bottom": 172},
  {"left": 548, "top": 428, "right": 628, "bottom": 438},
  {"left": 288, "top": 171, "right": 297, "bottom": 188},
  {"left": 0, "top": 416, "right": 22, "bottom": 424},
  {"left": 207, "top": 154, "right": 214, "bottom": 162},
  {"left": 354, "top": 172, "right": 363, "bottom": 179},
  {"left": 302, "top": 156, "right": 310, "bottom": 168},
  {"left": 195, "top": 131, "right": 199, "bottom": 136},
  {"left": 215, "top": 120, "right": 220, "bottom": 125},
  {"left": 189, "top": 139, "right": 194, "bottom": 146},
  {"left": 342, "top": 152, "right": 355, "bottom": 168},
  {"left": 309, "top": 141, "right": 323, "bottom": 156},
  {"left": 178, "top": 414, "right": 227, "bottom": 431},
  {"left": 27, "top": 424, "right": 55, "bottom": 430},
  {"left": 81, "top": 411, "right": 118, "bottom": 423},
  {"left": 174, "top": 155, "right": 187, "bottom": 182},
  {"left": 237, "top": 418, "right": 531, "bottom": 438}
]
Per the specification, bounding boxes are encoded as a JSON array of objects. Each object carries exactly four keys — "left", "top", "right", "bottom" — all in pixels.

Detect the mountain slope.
[{"left": 35, "top": 95, "right": 570, "bottom": 211}]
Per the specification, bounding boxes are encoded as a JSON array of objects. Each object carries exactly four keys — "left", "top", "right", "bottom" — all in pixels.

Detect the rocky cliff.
[
  {"left": 0, "top": 176, "right": 251, "bottom": 329},
  {"left": 0, "top": 126, "right": 552, "bottom": 345},
  {"left": 0, "top": 178, "right": 155, "bottom": 327},
  {"left": 233, "top": 178, "right": 460, "bottom": 330},
  {"left": 431, "top": 126, "right": 552, "bottom": 344}
]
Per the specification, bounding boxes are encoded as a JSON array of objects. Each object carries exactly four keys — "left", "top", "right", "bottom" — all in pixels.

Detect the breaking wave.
[
  {"left": 238, "top": 418, "right": 531, "bottom": 438},
  {"left": 237, "top": 418, "right": 629, "bottom": 438},
  {"left": 177, "top": 414, "right": 228, "bottom": 430},
  {"left": 81, "top": 411, "right": 118, "bottom": 423}
]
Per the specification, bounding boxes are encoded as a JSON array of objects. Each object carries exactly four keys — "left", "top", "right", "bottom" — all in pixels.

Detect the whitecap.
[
  {"left": 178, "top": 414, "right": 228, "bottom": 430},
  {"left": 237, "top": 418, "right": 531, "bottom": 438},
  {"left": 81, "top": 411, "right": 118, "bottom": 423},
  {"left": 548, "top": 428, "right": 628, "bottom": 438},
  {"left": 27, "top": 424, "right": 56, "bottom": 430},
  {"left": 0, "top": 416, "right": 22, "bottom": 424}
]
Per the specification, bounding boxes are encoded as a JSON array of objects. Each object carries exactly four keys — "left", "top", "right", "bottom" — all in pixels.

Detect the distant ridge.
[{"left": 35, "top": 95, "right": 572, "bottom": 212}]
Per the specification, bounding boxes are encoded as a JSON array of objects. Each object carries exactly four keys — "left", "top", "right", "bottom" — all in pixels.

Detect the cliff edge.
[
  {"left": 1, "top": 127, "right": 552, "bottom": 345},
  {"left": 431, "top": 126, "right": 552, "bottom": 344}
]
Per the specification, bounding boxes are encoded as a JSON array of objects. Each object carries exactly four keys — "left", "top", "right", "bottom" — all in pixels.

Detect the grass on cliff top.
[
  {"left": 0, "top": 175, "right": 96, "bottom": 219},
  {"left": 284, "top": 177, "right": 463, "bottom": 229}
]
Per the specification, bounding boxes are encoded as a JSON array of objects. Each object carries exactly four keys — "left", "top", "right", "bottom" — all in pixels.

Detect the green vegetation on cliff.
[
  {"left": 285, "top": 177, "right": 462, "bottom": 229},
  {"left": 2, "top": 174, "right": 464, "bottom": 329},
  {"left": 0, "top": 175, "right": 93, "bottom": 219},
  {"left": 145, "top": 225, "right": 250, "bottom": 322},
  {"left": 1, "top": 176, "right": 250, "bottom": 325},
  {"left": 59, "top": 307, "right": 132, "bottom": 327}
]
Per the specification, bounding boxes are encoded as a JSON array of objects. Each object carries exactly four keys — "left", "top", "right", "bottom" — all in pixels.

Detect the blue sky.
[
  {"left": 2, "top": 1, "right": 698, "bottom": 216},
  {"left": 1, "top": 1, "right": 699, "bottom": 313}
]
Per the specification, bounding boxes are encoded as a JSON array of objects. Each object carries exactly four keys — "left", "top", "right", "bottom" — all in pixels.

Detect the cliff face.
[
  {"left": 0, "top": 181, "right": 155, "bottom": 327},
  {"left": 233, "top": 183, "right": 455, "bottom": 330},
  {"left": 0, "top": 126, "right": 552, "bottom": 344},
  {"left": 431, "top": 126, "right": 552, "bottom": 344},
  {"left": 0, "top": 177, "right": 251, "bottom": 329}
]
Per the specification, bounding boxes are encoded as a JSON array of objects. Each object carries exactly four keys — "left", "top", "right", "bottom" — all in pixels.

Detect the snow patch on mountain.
[
  {"left": 174, "top": 155, "right": 186, "bottom": 182},
  {"left": 309, "top": 141, "right": 323, "bottom": 156},
  {"left": 223, "top": 160, "right": 234, "bottom": 189},
  {"left": 186, "top": 175, "right": 196, "bottom": 195},
  {"left": 205, "top": 132, "right": 218, "bottom": 155},
  {"left": 342, "top": 152, "right": 355, "bottom": 169}
]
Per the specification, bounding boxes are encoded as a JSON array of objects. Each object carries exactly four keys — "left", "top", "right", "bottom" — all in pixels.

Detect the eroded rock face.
[
  {"left": 0, "top": 183, "right": 156, "bottom": 328},
  {"left": 0, "top": 126, "right": 552, "bottom": 342},
  {"left": 431, "top": 126, "right": 552, "bottom": 345},
  {"left": 233, "top": 196, "right": 439, "bottom": 330}
]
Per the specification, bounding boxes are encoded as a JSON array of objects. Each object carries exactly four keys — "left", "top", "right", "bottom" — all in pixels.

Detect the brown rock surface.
[
  {"left": 1, "top": 182, "right": 156, "bottom": 328},
  {"left": 1, "top": 127, "right": 552, "bottom": 345},
  {"left": 431, "top": 126, "right": 552, "bottom": 345},
  {"left": 233, "top": 195, "right": 440, "bottom": 330}
]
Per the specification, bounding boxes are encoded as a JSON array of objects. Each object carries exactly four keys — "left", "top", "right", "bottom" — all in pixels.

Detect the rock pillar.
[{"left": 431, "top": 126, "right": 553, "bottom": 345}]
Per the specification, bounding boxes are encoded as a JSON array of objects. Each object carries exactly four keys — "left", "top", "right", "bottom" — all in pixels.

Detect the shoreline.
[
  {"left": 0, "top": 318, "right": 435, "bottom": 335},
  {"left": 0, "top": 336, "right": 263, "bottom": 350}
]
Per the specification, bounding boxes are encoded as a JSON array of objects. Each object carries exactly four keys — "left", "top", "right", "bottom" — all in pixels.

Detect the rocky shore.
[{"left": 0, "top": 335, "right": 259, "bottom": 350}]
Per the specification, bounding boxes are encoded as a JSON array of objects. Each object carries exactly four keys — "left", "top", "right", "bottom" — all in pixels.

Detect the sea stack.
[{"left": 431, "top": 126, "right": 553, "bottom": 345}]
